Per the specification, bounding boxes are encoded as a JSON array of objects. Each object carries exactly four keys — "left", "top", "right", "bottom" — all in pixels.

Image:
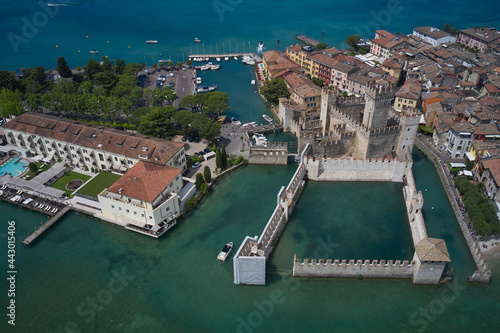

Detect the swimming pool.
[{"left": 0, "top": 157, "right": 29, "bottom": 177}]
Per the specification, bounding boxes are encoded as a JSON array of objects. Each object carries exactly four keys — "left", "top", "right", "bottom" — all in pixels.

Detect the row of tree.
[{"left": 454, "top": 176, "right": 500, "bottom": 235}]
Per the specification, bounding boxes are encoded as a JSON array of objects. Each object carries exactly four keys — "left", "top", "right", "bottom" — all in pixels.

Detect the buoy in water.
[
  {"left": 86, "top": 35, "right": 88, "bottom": 38},
  {"left": 78, "top": 50, "right": 80, "bottom": 53},
  {"left": 128, "top": 46, "right": 130, "bottom": 48},
  {"left": 107, "top": 40, "right": 109, "bottom": 43},
  {"left": 56, "top": 45, "right": 59, "bottom": 48}
]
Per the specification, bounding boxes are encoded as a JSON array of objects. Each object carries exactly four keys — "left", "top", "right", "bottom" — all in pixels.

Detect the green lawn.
[
  {"left": 75, "top": 172, "right": 122, "bottom": 198},
  {"left": 51, "top": 171, "right": 92, "bottom": 195}
]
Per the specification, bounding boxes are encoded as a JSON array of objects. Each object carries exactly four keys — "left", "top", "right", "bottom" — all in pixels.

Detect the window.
[
  {"left": 119, "top": 207, "right": 122, "bottom": 211},
  {"left": 45, "top": 140, "right": 49, "bottom": 144},
  {"left": 134, "top": 212, "right": 137, "bottom": 215},
  {"left": 128, "top": 160, "right": 133, "bottom": 165},
  {"left": 99, "top": 154, "right": 104, "bottom": 161},
  {"left": 111, "top": 205, "right": 115, "bottom": 209},
  {"left": 58, "top": 143, "right": 62, "bottom": 147},
  {"left": 85, "top": 157, "right": 90, "bottom": 162},
  {"left": 83, "top": 149, "right": 88, "bottom": 154},
  {"left": 48, "top": 148, "right": 52, "bottom": 152},
  {"left": 72, "top": 154, "right": 77, "bottom": 158},
  {"left": 149, "top": 216, "right": 152, "bottom": 220},
  {"left": 126, "top": 209, "right": 129, "bottom": 213},
  {"left": 114, "top": 157, "right": 118, "bottom": 161},
  {"left": 70, "top": 146, "right": 74, "bottom": 150}
]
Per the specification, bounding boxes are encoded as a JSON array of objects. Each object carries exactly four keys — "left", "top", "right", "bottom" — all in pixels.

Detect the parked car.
[
  {"left": 194, "top": 137, "right": 200, "bottom": 143},
  {"left": 188, "top": 135, "right": 194, "bottom": 142},
  {"left": 203, "top": 148, "right": 211, "bottom": 153},
  {"left": 191, "top": 162, "right": 201, "bottom": 169}
]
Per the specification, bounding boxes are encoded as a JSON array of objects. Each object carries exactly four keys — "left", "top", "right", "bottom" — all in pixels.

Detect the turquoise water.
[
  {"left": 2, "top": 1, "right": 500, "bottom": 71},
  {"left": 1, "top": 150, "right": 500, "bottom": 332},
  {"left": 0, "top": 158, "right": 29, "bottom": 177}
]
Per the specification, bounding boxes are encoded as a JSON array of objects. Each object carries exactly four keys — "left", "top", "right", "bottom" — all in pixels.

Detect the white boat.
[
  {"left": 216, "top": 57, "right": 221, "bottom": 62},
  {"left": 196, "top": 77, "right": 202, "bottom": 84},
  {"left": 246, "top": 59, "right": 256, "bottom": 65},
  {"left": 90, "top": 50, "right": 99, "bottom": 54},
  {"left": 258, "top": 41, "right": 264, "bottom": 49},
  {"left": 217, "top": 242, "right": 233, "bottom": 261},
  {"left": 231, "top": 117, "right": 241, "bottom": 126},
  {"left": 146, "top": 40, "right": 158, "bottom": 44},
  {"left": 194, "top": 38, "right": 201, "bottom": 43},
  {"left": 224, "top": 56, "right": 229, "bottom": 61},
  {"left": 253, "top": 133, "right": 268, "bottom": 145},
  {"left": 211, "top": 64, "right": 220, "bottom": 70},
  {"left": 233, "top": 56, "right": 238, "bottom": 60},
  {"left": 263, "top": 115, "right": 273, "bottom": 123},
  {"left": 200, "top": 65, "right": 211, "bottom": 70},
  {"left": 196, "top": 85, "right": 217, "bottom": 93},
  {"left": 251, "top": 80, "right": 256, "bottom": 85},
  {"left": 242, "top": 122, "right": 256, "bottom": 127},
  {"left": 204, "top": 57, "right": 209, "bottom": 61}
]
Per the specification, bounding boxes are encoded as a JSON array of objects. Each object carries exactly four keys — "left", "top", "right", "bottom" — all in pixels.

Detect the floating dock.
[
  {"left": 188, "top": 52, "right": 262, "bottom": 63},
  {"left": 22, "top": 206, "right": 70, "bottom": 246}
]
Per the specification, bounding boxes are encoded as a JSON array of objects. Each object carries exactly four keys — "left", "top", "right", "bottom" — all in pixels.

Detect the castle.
[{"left": 281, "top": 82, "right": 421, "bottom": 161}]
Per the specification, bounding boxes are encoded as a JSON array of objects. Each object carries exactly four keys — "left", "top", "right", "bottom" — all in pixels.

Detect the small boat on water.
[
  {"left": 263, "top": 115, "right": 273, "bottom": 123},
  {"left": 251, "top": 80, "right": 256, "bottom": 85},
  {"left": 211, "top": 64, "right": 220, "bottom": 70},
  {"left": 196, "top": 77, "right": 202, "bottom": 84},
  {"left": 233, "top": 56, "right": 238, "bottom": 60},
  {"left": 196, "top": 85, "right": 217, "bottom": 93},
  {"left": 200, "top": 65, "right": 211, "bottom": 70},
  {"left": 258, "top": 41, "right": 265, "bottom": 49},
  {"left": 253, "top": 133, "right": 268, "bottom": 145},
  {"left": 224, "top": 56, "right": 229, "bottom": 61},
  {"left": 253, "top": 87, "right": 258, "bottom": 93},
  {"left": 216, "top": 57, "right": 221, "bottom": 62},
  {"left": 231, "top": 117, "right": 241, "bottom": 126},
  {"left": 146, "top": 40, "right": 158, "bottom": 44},
  {"left": 90, "top": 50, "right": 99, "bottom": 54},
  {"left": 217, "top": 242, "right": 233, "bottom": 261},
  {"left": 194, "top": 38, "right": 201, "bottom": 43}
]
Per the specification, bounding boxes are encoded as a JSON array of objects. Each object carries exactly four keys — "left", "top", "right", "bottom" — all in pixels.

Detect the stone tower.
[
  {"left": 362, "top": 82, "right": 395, "bottom": 129},
  {"left": 320, "top": 87, "right": 335, "bottom": 136},
  {"left": 396, "top": 111, "right": 420, "bottom": 160}
]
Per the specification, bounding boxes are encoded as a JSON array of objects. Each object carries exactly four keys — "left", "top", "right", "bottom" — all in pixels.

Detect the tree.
[
  {"left": 311, "top": 77, "right": 325, "bottom": 88},
  {"left": 56, "top": 56, "right": 72, "bottom": 78},
  {"left": 204, "top": 165, "right": 212, "bottom": 183},
  {"left": 345, "top": 35, "right": 361, "bottom": 50},
  {"left": 203, "top": 92, "right": 230, "bottom": 117},
  {"left": 173, "top": 110, "right": 194, "bottom": 132},
  {"left": 260, "top": 78, "right": 290, "bottom": 105},
  {"left": 443, "top": 23, "right": 451, "bottom": 33},
  {"left": 123, "top": 63, "right": 144, "bottom": 75},
  {"left": 84, "top": 59, "right": 102, "bottom": 80},
  {"left": 186, "top": 59, "right": 192, "bottom": 66},
  {"left": 176, "top": 61, "right": 183, "bottom": 67},
  {"left": 185, "top": 197, "right": 197, "bottom": 210},
  {"left": 195, "top": 172, "right": 205, "bottom": 189},
  {"left": 216, "top": 147, "right": 223, "bottom": 169},
  {"left": 0, "top": 70, "right": 22, "bottom": 91},
  {"left": 22, "top": 66, "right": 47, "bottom": 94},
  {"left": 179, "top": 95, "right": 199, "bottom": 110},
  {"left": 0, "top": 88, "right": 24, "bottom": 118},
  {"left": 138, "top": 107, "right": 175, "bottom": 138},
  {"left": 29, "top": 162, "right": 38, "bottom": 173},
  {"left": 115, "top": 59, "right": 126, "bottom": 75},
  {"left": 315, "top": 42, "right": 328, "bottom": 50},
  {"left": 167, "top": 61, "right": 174, "bottom": 67},
  {"left": 221, "top": 145, "right": 227, "bottom": 169},
  {"left": 129, "top": 86, "right": 144, "bottom": 106},
  {"left": 113, "top": 74, "right": 137, "bottom": 98}
]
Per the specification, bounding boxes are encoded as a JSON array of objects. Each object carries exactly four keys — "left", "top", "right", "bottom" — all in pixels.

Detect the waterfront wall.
[
  {"left": 248, "top": 142, "right": 288, "bottom": 165},
  {"left": 234, "top": 144, "right": 310, "bottom": 285},
  {"left": 293, "top": 257, "right": 415, "bottom": 279},
  {"left": 306, "top": 156, "right": 408, "bottom": 182},
  {"left": 415, "top": 139, "right": 491, "bottom": 283}
]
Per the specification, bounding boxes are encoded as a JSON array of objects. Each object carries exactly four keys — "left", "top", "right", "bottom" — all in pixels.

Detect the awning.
[
  {"left": 465, "top": 152, "right": 475, "bottom": 161},
  {"left": 450, "top": 163, "right": 466, "bottom": 168},
  {"left": 463, "top": 170, "right": 473, "bottom": 177}
]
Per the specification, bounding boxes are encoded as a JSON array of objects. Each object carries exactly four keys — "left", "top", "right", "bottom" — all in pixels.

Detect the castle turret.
[
  {"left": 320, "top": 87, "right": 336, "bottom": 136},
  {"left": 363, "top": 82, "right": 395, "bottom": 129},
  {"left": 395, "top": 108, "right": 420, "bottom": 160}
]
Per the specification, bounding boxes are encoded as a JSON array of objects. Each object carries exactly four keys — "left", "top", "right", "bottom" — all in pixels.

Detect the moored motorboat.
[
  {"left": 196, "top": 77, "right": 202, "bottom": 84},
  {"left": 258, "top": 41, "right": 264, "bottom": 49},
  {"left": 217, "top": 242, "right": 233, "bottom": 261},
  {"left": 146, "top": 40, "right": 158, "bottom": 44},
  {"left": 194, "top": 37, "right": 201, "bottom": 43},
  {"left": 216, "top": 57, "right": 221, "bottom": 62},
  {"left": 231, "top": 117, "right": 241, "bottom": 126},
  {"left": 196, "top": 85, "right": 217, "bottom": 93},
  {"left": 263, "top": 115, "right": 273, "bottom": 123},
  {"left": 211, "top": 64, "right": 220, "bottom": 70},
  {"left": 90, "top": 50, "right": 99, "bottom": 54},
  {"left": 233, "top": 56, "right": 238, "bottom": 60},
  {"left": 224, "top": 56, "right": 229, "bottom": 61}
]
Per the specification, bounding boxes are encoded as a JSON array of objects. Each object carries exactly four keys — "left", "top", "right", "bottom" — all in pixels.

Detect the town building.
[
  {"left": 394, "top": 78, "right": 423, "bottom": 111},
  {"left": 412, "top": 27, "right": 457, "bottom": 46},
  {"left": 98, "top": 161, "right": 183, "bottom": 235},
  {"left": 476, "top": 158, "right": 500, "bottom": 201},
  {"left": 443, "top": 122, "right": 474, "bottom": 158},
  {"left": 459, "top": 27, "right": 500, "bottom": 52},
  {"left": 2, "top": 113, "right": 187, "bottom": 173}
]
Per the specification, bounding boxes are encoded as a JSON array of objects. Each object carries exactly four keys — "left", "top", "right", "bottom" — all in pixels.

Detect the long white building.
[{"left": 2, "top": 112, "right": 187, "bottom": 173}]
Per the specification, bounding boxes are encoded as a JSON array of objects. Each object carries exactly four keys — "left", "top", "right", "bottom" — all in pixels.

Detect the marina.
[{"left": 189, "top": 52, "right": 262, "bottom": 63}]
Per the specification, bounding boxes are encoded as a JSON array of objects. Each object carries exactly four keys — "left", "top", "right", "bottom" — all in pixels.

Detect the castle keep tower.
[{"left": 363, "top": 83, "right": 395, "bottom": 129}]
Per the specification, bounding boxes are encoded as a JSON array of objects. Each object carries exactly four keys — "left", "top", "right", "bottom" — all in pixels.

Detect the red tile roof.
[
  {"left": 396, "top": 78, "right": 422, "bottom": 100},
  {"left": 482, "top": 158, "right": 500, "bottom": 184},
  {"left": 3, "top": 113, "right": 185, "bottom": 165},
  {"left": 107, "top": 161, "right": 181, "bottom": 203}
]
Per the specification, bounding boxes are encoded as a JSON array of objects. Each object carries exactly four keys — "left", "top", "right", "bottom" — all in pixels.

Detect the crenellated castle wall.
[
  {"left": 249, "top": 142, "right": 288, "bottom": 165},
  {"left": 293, "top": 257, "right": 415, "bottom": 279}
]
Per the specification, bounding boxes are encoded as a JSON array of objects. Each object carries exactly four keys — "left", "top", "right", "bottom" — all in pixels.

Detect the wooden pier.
[
  {"left": 188, "top": 52, "right": 262, "bottom": 63},
  {"left": 22, "top": 206, "right": 70, "bottom": 246},
  {"left": 296, "top": 34, "right": 319, "bottom": 47}
]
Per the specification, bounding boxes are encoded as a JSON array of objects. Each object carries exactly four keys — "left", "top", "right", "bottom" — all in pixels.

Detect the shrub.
[
  {"left": 185, "top": 197, "right": 197, "bottom": 210},
  {"left": 234, "top": 156, "right": 244, "bottom": 165},
  {"left": 195, "top": 173, "right": 205, "bottom": 189},
  {"left": 200, "top": 183, "right": 208, "bottom": 195},
  {"left": 28, "top": 162, "right": 38, "bottom": 173},
  {"left": 204, "top": 166, "right": 212, "bottom": 183},
  {"left": 64, "top": 163, "right": 69, "bottom": 167}
]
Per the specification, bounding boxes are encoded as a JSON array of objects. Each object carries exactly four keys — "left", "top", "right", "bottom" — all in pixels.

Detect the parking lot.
[{"left": 140, "top": 67, "right": 197, "bottom": 107}]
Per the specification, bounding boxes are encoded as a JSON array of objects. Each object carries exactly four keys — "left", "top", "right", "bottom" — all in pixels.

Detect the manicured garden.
[
  {"left": 75, "top": 172, "right": 122, "bottom": 197},
  {"left": 51, "top": 171, "right": 92, "bottom": 195}
]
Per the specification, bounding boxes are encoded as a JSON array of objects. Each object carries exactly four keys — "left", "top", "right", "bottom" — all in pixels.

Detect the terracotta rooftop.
[
  {"left": 371, "top": 35, "right": 394, "bottom": 46},
  {"left": 107, "top": 161, "right": 181, "bottom": 203},
  {"left": 396, "top": 78, "right": 422, "bottom": 100},
  {"left": 286, "top": 44, "right": 303, "bottom": 53},
  {"left": 283, "top": 71, "right": 310, "bottom": 88},
  {"left": 292, "top": 83, "right": 322, "bottom": 99},
  {"left": 484, "top": 84, "right": 500, "bottom": 93},
  {"left": 415, "top": 237, "right": 451, "bottom": 262},
  {"left": 413, "top": 26, "right": 451, "bottom": 40},
  {"left": 3, "top": 113, "right": 185, "bottom": 165},
  {"left": 381, "top": 59, "right": 403, "bottom": 69},
  {"left": 482, "top": 158, "right": 500, "bottom": 184},
  {"left": 460, "top": 27, "right": 500, "bottom": 44}
]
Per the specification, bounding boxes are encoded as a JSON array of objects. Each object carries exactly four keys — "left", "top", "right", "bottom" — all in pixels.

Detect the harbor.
[{"left": 188, "top": 52, "right": 262, "bottom": 63}]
